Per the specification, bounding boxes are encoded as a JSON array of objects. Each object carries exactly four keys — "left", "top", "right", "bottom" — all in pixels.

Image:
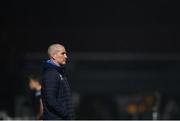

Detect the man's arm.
[
  {"left": 44, "top": 69, "right": 68, "bottom": 118},
  {"left": 37, "top": 98, "right": 43, "bottom": 119}
]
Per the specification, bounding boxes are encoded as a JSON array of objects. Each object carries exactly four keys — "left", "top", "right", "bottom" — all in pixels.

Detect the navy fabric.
[{"left": 41, "top": 60, "right": 74, "bottom": 120}]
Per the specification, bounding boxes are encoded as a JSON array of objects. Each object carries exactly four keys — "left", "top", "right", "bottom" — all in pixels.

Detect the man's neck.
[{"left": 50, "top": 59, "right": 60, "bottom": 67}]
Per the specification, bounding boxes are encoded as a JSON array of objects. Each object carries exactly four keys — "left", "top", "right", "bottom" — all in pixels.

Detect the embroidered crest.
[{"left": 59, "top": 74, "right": 63, "bottom": 80}]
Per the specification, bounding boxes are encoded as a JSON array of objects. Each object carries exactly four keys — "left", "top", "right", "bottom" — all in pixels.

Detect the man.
[
  {"left": 28, "top": 74, "right": 43, "bottom": 119},
  {"left": 41, "top": 43, "right": 74, "bottom": 120}
]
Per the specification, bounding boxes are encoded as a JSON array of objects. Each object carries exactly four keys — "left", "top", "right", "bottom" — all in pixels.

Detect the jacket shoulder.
[
  {"left": 43, "top": 68, "right": 60, "bottom": 79},
  {"left": 45, "top": 68, "right": 58, "bottom": 74}
]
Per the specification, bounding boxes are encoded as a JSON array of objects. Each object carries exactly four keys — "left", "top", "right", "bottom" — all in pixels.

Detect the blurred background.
[{"left": 1, "top": 0, "right": 180, "bottom": 119}]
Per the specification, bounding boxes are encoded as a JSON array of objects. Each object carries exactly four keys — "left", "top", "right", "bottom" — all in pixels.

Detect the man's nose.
[{"left": 64, "top": 54, "right": 68, "bottom": 59}]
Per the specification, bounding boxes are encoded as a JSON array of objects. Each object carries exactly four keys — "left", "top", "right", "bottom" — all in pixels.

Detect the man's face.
[
  {"left": 29, "top": 80, "right": 38, "bottom": 90},
  {"left": 54, "top": 46, "right": 68, "bottom": 65}
]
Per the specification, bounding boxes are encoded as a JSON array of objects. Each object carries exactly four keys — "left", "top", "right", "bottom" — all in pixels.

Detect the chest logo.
[{"left": 59, "top": 74, "right": 63, "bottom": 80}]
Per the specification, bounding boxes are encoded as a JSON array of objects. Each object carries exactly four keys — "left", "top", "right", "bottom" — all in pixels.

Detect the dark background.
[{"left": 1, "top": 0, "right": 180, "bottom": 119}]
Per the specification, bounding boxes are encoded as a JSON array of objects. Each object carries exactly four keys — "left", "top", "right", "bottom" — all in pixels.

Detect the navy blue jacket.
[{"left": 41, "top": 60, "right": 74, "bottom": 120}]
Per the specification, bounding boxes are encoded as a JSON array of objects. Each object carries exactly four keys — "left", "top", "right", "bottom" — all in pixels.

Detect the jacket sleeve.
[{"left": 44, "top": 69, "right": 68, "bottom": 118}]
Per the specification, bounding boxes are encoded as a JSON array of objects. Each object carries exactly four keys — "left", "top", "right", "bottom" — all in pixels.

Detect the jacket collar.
[{"left": 43, "top": 59, "right": 66, "bottom": 75}]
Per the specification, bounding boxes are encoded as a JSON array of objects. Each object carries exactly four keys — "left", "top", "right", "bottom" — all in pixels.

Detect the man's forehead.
[
  {"left": 56, "top": 47, "right": 66, "bottom": 54},
  {"left": 58, "top": 46, "right": 66, "bottom": 51}
]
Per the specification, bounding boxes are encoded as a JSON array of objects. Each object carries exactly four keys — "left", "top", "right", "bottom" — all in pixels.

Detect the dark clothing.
[
  {"left": 41, "top": 60, "right": 74, "bottom": 120},
  {"left": 30, "top": 90, "right": 41, "bottom": 118},
  {"left": 34, "top": 90, "right": 41, "bottom": 116}
]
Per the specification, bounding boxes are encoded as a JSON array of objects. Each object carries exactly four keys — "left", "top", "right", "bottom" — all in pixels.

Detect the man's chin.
[{"left": 61, "top": 62, "right": 66, "bottom": 65}]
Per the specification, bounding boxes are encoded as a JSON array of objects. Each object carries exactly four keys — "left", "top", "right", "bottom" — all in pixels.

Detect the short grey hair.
[{"left": 47, "top": 43, "right": 64, "bottom": 57}]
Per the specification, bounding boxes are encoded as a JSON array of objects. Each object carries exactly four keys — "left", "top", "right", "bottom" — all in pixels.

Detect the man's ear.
[{"left": 50, "top": 54, "right": 56, "bottom": 60}]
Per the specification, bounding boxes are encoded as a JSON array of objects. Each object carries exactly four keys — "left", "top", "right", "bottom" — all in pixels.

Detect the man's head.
[
  {"left": 28, "top": 74, "right": 41, "bottom": 91},
  {"left": 48, "top": 43, "right": 68, "bottom": 65}
]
